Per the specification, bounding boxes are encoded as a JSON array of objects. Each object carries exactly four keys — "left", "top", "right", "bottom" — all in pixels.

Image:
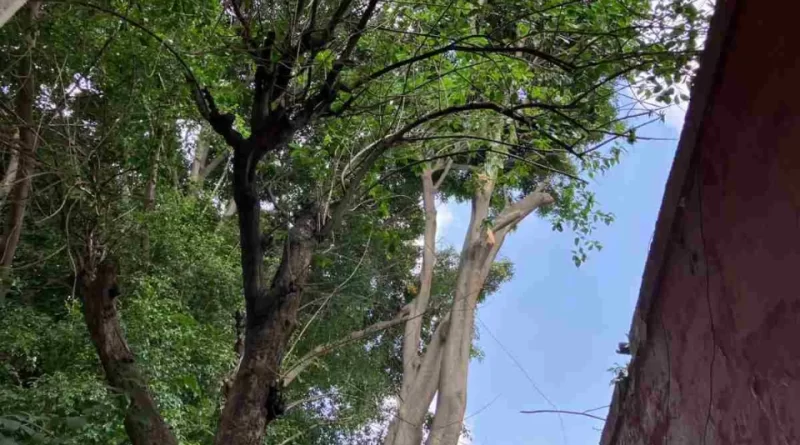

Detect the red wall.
[{"left": 601, "top": 1, "right": 800, "bottom": 444}]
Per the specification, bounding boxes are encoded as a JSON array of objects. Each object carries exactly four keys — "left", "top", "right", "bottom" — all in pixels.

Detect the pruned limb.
[{"left": 493, "top": 184, "right": 555, "bottom": 233}]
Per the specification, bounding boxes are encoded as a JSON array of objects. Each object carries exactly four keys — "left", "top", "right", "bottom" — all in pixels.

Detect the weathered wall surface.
[{"left": 601, "top": 1, "right": 800, "bottom": 444}]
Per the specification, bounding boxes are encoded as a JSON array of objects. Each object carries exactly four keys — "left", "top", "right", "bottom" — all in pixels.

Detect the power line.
[{"left": 477, "top": 315, "right": 568, "bottom": 445}]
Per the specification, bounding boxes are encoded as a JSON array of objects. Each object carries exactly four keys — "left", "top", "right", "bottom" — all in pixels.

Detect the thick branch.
[
  {"left": 82, "top": 263, "right": 177, "bottom": 445},
  {"left": 198, "top": 88, "right": 245, "bottom": 149},
  {"left": 493, "top": 185, "right": 555, "bottom": 232},
  {"left": 302, "top": 0, "right": 379, "bottom": 118},
  {"left": 384, "top": 312, "right": 449, "bottom": 445}
]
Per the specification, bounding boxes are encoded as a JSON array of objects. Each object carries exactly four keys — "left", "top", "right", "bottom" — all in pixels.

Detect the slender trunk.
[
  {"left": 141, "top": 140, "right": 160, "bottom": 259},
  {"left": 385, "top": 163, "right": 454, "bottom": 445},
  {"left": 0, "top": 1, "right": 39, "bottom": 295},
  {"left": 189, "top": 129, "right": 209, "bottom": 185},
  {"left": 401, "top": 168, "right": 437, "bottom": 399},
  {"left": 426, "top": 175, "right": 496, "bottom": 445},
  {"left": 0, "top": 132, "right": 19, "bottom": 202},
  {"left": 144, "top": 143, "right": 160, "bottom": 212},
  {"left": 81, "top": 262, "right": 177, "bottom": 445},
  {"left": 214, "top": 138, "right": 316, "bottom": 445},
  {"left": 384, "top": 312, "right": 449, "bottom": 445}
]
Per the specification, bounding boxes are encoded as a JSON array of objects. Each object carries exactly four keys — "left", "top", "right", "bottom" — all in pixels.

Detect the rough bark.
[
  {"left": 81, "top": 262, "right": 177, "bottom": 445},
  {"left": 0, "top": 1, "right": 39, "bottom": 290},
  {"left": 213, "top": 134, "right": 317, "bottom": 445}
]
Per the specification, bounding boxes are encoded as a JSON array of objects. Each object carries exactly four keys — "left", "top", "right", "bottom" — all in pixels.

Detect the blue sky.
[{"left": 436, "top": 109, "right": 686, "bottom": 445}]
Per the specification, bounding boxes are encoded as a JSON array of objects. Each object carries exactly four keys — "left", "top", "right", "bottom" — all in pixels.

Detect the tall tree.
[
  {"left": 185, "top": 1, "right": 702, "bottom": 442},
  {"left": 0, "top": 1, "right": 40, "bottom": 298},
  {"left": 0, "top": 0, "right": 708, "bottom": 443}
]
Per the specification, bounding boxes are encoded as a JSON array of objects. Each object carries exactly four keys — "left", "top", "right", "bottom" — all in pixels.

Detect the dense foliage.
[{"left": 0, "top": 0, "right": 708, "bottom": 443}]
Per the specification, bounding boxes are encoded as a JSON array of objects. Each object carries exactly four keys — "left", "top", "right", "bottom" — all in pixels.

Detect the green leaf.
[
  {"left": 65, "top": 416, "right": 88, "bottom": 429},
  {"left": 0, "top": 434, "right": 19, "bottom": 445},
  {"left": 0, "top": 419, "right": 21, "bottom": 432}
]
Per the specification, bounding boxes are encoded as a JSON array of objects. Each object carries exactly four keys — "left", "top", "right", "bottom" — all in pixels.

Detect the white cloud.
[{"left": 436, "top": 199, "right": 454, "bottom": 239}]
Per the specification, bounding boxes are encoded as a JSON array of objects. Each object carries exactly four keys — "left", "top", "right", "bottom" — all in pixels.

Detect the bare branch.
[
  {"left": 433, "top": 159, "right": 453, "bottom": 190},
  {"left": 520, "top": 409, "right": 606, "bottom": 422},
  {"left": 203, "top": 152, "right": 229, "bottom": 180},
  {"left": 282, "top": 306, "right": 412, "bottom": 387}
]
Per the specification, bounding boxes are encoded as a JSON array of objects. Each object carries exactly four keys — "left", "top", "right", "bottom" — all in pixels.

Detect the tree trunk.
[
  {"left": 426, "top": 178, "right": 553, "bottom": 445},
  {"left": 189, "top": 129, "right": 208, "bottom": 185},
  {"left": 143, "top": 141, "right": 160, "bottom": 212},
  {"left": 214, "top": 139, "right": 316, "bottom": 445},
  {"left": 384, "top": 313, "right": 449, "bottom": 445},
  {"left": 81, "top": 262, "right": 177, "bottom": 445},
  {"left": 0, "top": 1, "right": 39, "bottom": 294},
  {"left": 401, "top": 167, "right": 437, "bottom": 399},
  {"left": 0, "top": 131, "right": 19, "bottom": 203},
  {"left": 426, "top": 174, "right": 496, "bottom": 445}
]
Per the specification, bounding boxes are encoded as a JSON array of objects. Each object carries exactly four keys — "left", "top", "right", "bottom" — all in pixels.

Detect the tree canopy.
[{"left": 0, "top": 0, "right": 708, "bottom": 443}]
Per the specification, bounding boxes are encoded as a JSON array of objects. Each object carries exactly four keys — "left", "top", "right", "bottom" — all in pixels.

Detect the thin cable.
[{"left": 477, "top": 316, "right": 568, "bottom": 445}]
